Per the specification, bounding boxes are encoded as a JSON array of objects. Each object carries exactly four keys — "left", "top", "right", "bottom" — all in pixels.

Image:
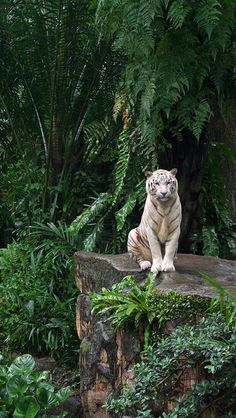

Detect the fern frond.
[
  {"left": 82, "top": 216, "right": 105, "bottom": 251},
  {"left": 113, "top": 91, "right": 129, "bottom": 122},
  {"left": 83, "top": 121, "right": 109, "bottom": 163},
  {"left": 195, "top": 0, "right": 221, "bottom": 39},
  {"left": 141, "top": 75, "right": 156, "bottom": 118},
  {"left": 115, "top": 192, "right": 137, "bottom": 232},
  {"left": 112, "top": 128, "right": 130, "bottom": 206},
  {"left": 213, "top": 1, "right": 235, "bottom": 51},
  {"left": 138, "top": 0, "right": 156, "bottom": 29},
  {"left": 192, "top": 99, "right": 211, "bottom": 140},
  {"left": 176, "top": 97, "right": 211, "bottom": 140},
  {"left": 68, "top": 193, "right": 110, "bottom": 233},
  {"left": 167, "top": 0, "right": 191, "bottom": 29}
]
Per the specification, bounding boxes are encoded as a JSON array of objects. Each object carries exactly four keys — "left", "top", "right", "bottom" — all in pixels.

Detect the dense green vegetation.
[
  {"left": 91, "top": 275, "right": 236, "bottom": 417},
  {"left": 1, "top": 0, "right": 236, "bottom": 255},
  {"left": 1, "top": 2, "right": 236, "bottom": 413},
  {"left": 106, "top": 313, "right": 236, "bottom": 417},
  {"left": 91, "top": 273, "right": 209, "bottom": 330}
]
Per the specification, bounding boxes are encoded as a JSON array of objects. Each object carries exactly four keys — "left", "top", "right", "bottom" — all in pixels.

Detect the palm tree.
[{"left": 0, "top": 0, "right": 121, "bottom": 222}]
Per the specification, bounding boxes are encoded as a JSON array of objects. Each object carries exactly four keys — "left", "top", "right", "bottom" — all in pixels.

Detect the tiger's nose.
[{"left": 161, "top": 192, "right": 167, "bottom": 196}]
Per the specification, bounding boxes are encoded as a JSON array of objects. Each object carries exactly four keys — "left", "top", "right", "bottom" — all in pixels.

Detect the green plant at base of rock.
[
  {"left": 90, "top": 273, "right": 210, "bottom": 331},
  {"left": 0, "top": 353, "right": 72, "bottom": 417},
  {"left": 106, "top": 313, "right": 236, "bottom": 417}
]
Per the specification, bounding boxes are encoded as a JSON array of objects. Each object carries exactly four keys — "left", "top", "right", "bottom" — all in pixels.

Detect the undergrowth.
[
  {"left": 0, "top": 235, "right": 78, "bottom": 366},
  {"left": 91, "top": 273, "right": 236, "bottom": 417}
]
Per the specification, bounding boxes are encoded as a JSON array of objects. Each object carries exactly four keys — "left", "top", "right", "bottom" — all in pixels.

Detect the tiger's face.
[{"left": 145, "top": 168, "right": 178, "bottom": 202}]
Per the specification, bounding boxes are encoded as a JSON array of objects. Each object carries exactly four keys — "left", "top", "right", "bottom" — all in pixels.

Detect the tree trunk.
[{"left": 159, "top": 132, "right": 208, "bottom": 253}]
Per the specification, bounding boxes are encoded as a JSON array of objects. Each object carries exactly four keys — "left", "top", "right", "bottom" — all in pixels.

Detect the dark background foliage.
[{"left": 1, "top": 0, "right": 236, "bottom": 362}]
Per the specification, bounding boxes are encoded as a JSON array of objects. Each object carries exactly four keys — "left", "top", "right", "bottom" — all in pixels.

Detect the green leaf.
[
  {"left": 6, "top": 375, "right": 28, "bottom": 397},
  {"left": 13, "top": 396, "right": 40, "bottom": 418},
  {"left": 126, "top": 304, "right": 136, "bottom": 315},
  {"left": 195, "top": 0, "right": 221, "bottom": 39},
  {"left": 36, "top": 387, "right": 49, "bottom": 405},
  {"left": 9, "top": 355, "right": 35, "bottom": 375},
  {"left": 47, "top": 386, "right": 72, "bottom": 407},
  {"left": 115, "top": 192, "right": 137, "bottom": 231},
  {"left": 68, "top": 193, "right": 110, "bottom": 234}
]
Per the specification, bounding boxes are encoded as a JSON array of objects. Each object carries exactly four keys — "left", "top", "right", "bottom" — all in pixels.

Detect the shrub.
[
  {"left": 0, "top": 238, "right": 78, "bottom": 364},
  {"left": 106, "top": 313, "right": 236, "bottom": 417},
  {"left": 0, "top": 353, "right": 72, "bottom": 417}
]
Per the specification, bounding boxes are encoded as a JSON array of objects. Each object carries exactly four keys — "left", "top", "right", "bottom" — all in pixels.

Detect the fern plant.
[
  {"left": 90, "top": 272, "right": 209, "bottom": 349},
  {"left": 95, "top": 0, "right": 236, "bottom": 256},
  {"left": 91, "top": 273, "right": 156, "bottom": 329},
  {"left": 97, "top": 0, "right": 236, "bottom": 148}
]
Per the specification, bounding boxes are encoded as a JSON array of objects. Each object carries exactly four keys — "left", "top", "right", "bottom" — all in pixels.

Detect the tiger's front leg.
[
  {"left": 147, "top": 227, "right": 163, "bottom": 274},
  {"left": 161, "top": 228, "right": 180, "bottom": 272}
]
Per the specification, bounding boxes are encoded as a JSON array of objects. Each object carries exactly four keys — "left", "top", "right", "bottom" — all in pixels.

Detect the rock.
[
  {"left": 75, "top": 251, "right": 146, "bottom": 293},
  {"left": 75, "top": 252, "right": 236, "bottom": 418}
]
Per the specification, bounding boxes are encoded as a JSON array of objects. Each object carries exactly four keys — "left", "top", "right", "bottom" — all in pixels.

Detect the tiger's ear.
[
  {"left": 170, "top": 168, "right": 177, "bottom": 176},
  {"left": 144, "top": 171, "right": 153, "bottom": 178}
]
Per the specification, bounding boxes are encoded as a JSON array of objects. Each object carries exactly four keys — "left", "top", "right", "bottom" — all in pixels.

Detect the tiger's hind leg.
[{"left": 127, "top": 228, "right": 152, "bottom": 270}]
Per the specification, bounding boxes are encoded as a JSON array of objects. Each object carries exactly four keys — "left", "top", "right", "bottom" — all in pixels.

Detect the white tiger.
[{"left": 127, "top": 168, "right": 182, "bottom": 273}]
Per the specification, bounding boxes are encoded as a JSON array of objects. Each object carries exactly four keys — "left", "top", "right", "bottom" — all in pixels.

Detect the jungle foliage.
[
  {"left": 1, "top": 0, "right": 236, "bottom": 363},
  {"left": 0, "top": 234, "right": 78, "bottom": 365},
  {"left": 106, "top": 313, "right": 236, "bottom": 418},
  {"left": 1, "top": 0, "right": 236, "bottom": 255},
  {"left": 91, "top": 274, "right": 236, "bottom": 417},
  {"left": 91, "top": 273, "right": 209, "bottom": 331},
  {"left": 0, "top": 354, "right": 72, "bottom": 417}
]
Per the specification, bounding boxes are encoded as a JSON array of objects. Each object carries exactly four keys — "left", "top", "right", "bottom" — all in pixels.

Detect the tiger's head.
[{"left": 145, "top": 168, "right": 178, "bottom": 202}]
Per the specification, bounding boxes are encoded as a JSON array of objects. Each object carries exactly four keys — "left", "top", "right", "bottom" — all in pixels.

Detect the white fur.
[{"left": 127, "top": 168, "right": 182, "bottom": 273}]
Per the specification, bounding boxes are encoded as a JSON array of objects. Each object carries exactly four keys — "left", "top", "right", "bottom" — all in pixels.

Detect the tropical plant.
[
  {"left": 0, "top": 353, "right": 72, "bottom": 417},
  {"left": 91, "top": 273, "right": 156, "bottom": 330},
  {"left": 91, "top": 273, "right": 209, "bottom": 336},
  {"left": 106, "top": 313, "right": 236, "bottom": 417},
  {"left": 203, "top": 273, "right": 236, "bottom": 325},
  {"left": 96, "top": 0, "right": 236, "bottom": 255},
  {"left": 0, "top": 0, "right": 122, "bottom": 226},
  {"left": 97, "top": 0, "right": 236, "bottom": 144}
]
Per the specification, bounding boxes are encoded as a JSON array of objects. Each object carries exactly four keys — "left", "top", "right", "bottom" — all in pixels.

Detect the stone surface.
[
  {"left": 75, "top": 251, "right": 236, "bottom": 297},
  {"left": 75, "top": 251, "right": 147, "bottom": 293},
  {"left": 75, "top": 252, "right": 236, "bottom": 418}
]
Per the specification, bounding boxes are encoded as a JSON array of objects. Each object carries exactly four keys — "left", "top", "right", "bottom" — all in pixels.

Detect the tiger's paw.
[
  {"left": 140, "top": 260, "right": 151, "bottom": 270},
  {"left": 161, "top": 261, "right": 175, "bottom": 272},
  {"left": 151, "top": 263, "right": 162, "bottom": 274}
]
